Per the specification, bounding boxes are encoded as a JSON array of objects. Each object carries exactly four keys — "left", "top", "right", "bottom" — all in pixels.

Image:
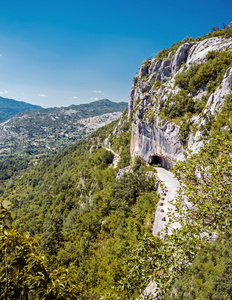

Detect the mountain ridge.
[
  {"left": 0, "top": 96, "right": 43, "bottom": 122},
  {"left": 0, "top": 98, "right": 128, "bottom": 159},
  {"left": 126, "top": 35, "right": 232, "bottom": 168}
]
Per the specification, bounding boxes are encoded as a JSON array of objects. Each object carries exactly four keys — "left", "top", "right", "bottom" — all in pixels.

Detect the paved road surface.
[
  {"left": 152, "top": 167, "right": 180, "bottom": 237},
  {"left": 142, "top": 167, "right": 180, "bottom": 298}
]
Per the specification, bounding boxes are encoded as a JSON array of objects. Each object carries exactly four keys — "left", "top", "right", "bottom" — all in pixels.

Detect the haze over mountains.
[{"left": 0, "top": 96, "right": 43, "bottom": 122}]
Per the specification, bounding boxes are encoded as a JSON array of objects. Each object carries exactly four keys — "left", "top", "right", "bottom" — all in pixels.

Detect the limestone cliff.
[{"left": 128, "top": 35, "right": 232, "bottom": 167}]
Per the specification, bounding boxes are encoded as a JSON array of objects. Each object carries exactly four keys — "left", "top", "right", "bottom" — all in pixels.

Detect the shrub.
[
  {"left": 178, "top": 121, "right": 191, "bottom": 146},
  {"left": 163, "top": 90, "right": 195, "bottom": 119},
  {"left": 167, "top": 233, "right": 232, "bottom": 300},
  {"left": 175, "top": 50, "right": 232, "bottom": 94}
]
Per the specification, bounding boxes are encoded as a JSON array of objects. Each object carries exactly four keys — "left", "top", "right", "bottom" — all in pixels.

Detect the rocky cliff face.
[{"left": 128, "top": 36, "right": 232, "bottom": 167}]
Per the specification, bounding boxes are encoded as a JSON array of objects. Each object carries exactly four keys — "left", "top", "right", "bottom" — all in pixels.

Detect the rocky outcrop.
[
  {"left": 116, "top": 166, "right": 132, "bottom": 179},
  {"left": 188, "top": 67, "right": 232, "bottom": 153},
  {"left": 186, "top": 37, "right": 232, "bottom": 66},
  {"left": 156, "top": 59, "right": 171, "bottom": 82},
  {"left": 131, "top": 119, "right": 183, "bottom": 168},
  {"left": 171, "top": 42, "right": 192, "bottom": 74},
  {"left": 204, "top": 67, "right": 232, "bottom": 115},
  {"left": 138, "top": 64, "right": 149, "bottom": 77},
  {"left": 149, "top": 59, "right": 162, "bottom": 74},
  {"left": 128, "top": 36, "right": 232, "bottom": 166}
]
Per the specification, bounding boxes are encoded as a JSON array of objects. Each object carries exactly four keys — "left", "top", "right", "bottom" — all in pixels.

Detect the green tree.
[
  {"left": 173, "top": 133, "right": 232, "bottom": 234},
  {"left": 115, "top": 133, "right": 232, "bottom": 298},
  {"left": 40, "top": 213, "right": 64, "bottom": 256},
  {"left": 0, "top": 199, "right": 82, "bottom": 299},
  {"left": 167, "top": 232, "right": 232, "bottom": 299}
]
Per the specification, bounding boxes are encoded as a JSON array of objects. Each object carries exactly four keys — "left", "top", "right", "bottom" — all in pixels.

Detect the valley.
[{"left": 0, "top": 99, "right": 127, "bottom": 159}]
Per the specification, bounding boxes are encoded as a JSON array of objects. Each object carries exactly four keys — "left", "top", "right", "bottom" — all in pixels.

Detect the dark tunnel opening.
[{"left": 149, "top": 155, "right": 171, "bottom": 169}]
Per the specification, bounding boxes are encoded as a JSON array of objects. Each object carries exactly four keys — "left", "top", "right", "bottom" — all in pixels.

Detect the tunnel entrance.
[{"left": 149, "top": 155, "right": 171, "bottom": 169}]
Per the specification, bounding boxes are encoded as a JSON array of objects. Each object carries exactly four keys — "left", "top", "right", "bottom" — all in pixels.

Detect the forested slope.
[
  {"left": 168, "top": 232, "right": 232, "bottom": 299},
  {"left": 0, "top": 96, "right": 42, "bottom": 122},
  {"left": 0, "top": 111, "right": 160, "bottom": 298},
  {"left": 0, "top": 24, "right": 232, "bottom": 300}
]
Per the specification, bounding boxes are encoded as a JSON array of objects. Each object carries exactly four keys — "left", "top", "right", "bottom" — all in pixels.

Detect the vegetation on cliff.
[
  {"left": 0, "top": 25, "right": 232, "bottom": 299},
  {"left": 1, "top": 103, "right": 231, "bottom": 299},
  {"left": 113, "top": 131, "right": 232, "bottom": 299},
  {"left": 167, "top": 232, "right": 232, "bottom": 299},
  {"left": 156, "top": 22, "right": 232, "bottom": 61}
]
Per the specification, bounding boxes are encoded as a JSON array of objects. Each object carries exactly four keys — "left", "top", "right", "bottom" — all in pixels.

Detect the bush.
[
  {"left": 178, "top": 121, "right": 191, "bottom": 146},
  {"left": 175, "top": 50, "right": 232, "bottom": 94},
  {"left": 167, "top": 233, "right": 232, "bottom": 300},
  {"left": 156, "top": 37, "right": 194, "bottom": 60},
  {"left": 163, "top": 90, "right": 195, "bottom": 118}
]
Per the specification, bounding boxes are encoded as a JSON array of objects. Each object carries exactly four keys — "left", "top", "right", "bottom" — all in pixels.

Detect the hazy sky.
[{"left": 0, "top": 0, "right": 231, "bottom": 108}]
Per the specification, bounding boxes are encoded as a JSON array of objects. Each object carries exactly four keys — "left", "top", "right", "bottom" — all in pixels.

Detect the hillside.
[
  {"left": 0, "top": 110, "right": 160, "bottom": 298},
  {"left": 0, "top": 96, "right": 42, "bottom": 122},
  {"left": 168, "top": 232, "right": 232, "bottom": 299},
  {"left": 128, "top": 28, "right": 232, "bottom": 167},
  {"left": 0, "top": 24, "right": 232, "bottom": 299},
  {"left": 0, "top": 99, "right": 127, "bottom": 159},
  {"left": 126, "top": 23, "right": 232, "bottom": 298}
]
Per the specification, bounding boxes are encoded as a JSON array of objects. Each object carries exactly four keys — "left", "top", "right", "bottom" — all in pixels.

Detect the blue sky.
[{"left": 0, "top": 0, "right": 231, "bottom": 108}]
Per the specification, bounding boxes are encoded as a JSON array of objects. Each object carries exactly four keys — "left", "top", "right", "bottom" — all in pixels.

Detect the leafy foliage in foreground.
[
  {"left": 168, "top": 232, "right": 232, "bottom": 299},
  {"left": 174, "top": 133, "right": 232, "bottom": 233},
  {"left": 161, "top": 133, "right": 232, "bottom": 296},
  {"left": 114, "top": 132, "right": 232, "bottom": 299},
  {"left": 0, "top": 200, "right": 82, "bottom": 299}
]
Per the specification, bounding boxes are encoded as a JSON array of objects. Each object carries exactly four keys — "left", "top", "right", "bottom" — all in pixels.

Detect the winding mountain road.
[
  {"left": 104, "top": 148, "right": 180, "bottom": 236},
  {"left": 142, "top": 167, "right": 180, "bottom": 298},
  {"left": 152, "top": 167, "right": 180, "bottom": 238}
]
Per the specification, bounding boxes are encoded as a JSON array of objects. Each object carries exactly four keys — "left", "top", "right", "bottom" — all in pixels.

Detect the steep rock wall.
[
  {"left": 131, "top": 119, "right": 183, "bottom": 168},
  {"left": 128, "top": 36, "right": 232, "bottom": 165}
]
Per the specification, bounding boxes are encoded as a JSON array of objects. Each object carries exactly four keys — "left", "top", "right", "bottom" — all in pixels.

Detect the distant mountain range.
[
  {"left": 0, "top": 98, "right": 128, "bottom": 158},
  {"left": 0, "top": 96, "right": 43, "bottom": 122}
]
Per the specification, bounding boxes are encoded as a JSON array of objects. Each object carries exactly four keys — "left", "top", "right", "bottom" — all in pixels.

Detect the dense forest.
[
  {"left": 168, "top": 232, "right": 232, "bottom": 299},
  {"left": 0, "top": 111, "right": 161, "bottom": 299}
]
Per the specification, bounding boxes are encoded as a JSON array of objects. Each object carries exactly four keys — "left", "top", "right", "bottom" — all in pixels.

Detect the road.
[
  {"left": 104, "top": 147, "right": 119, "bottom": 157},
  {"left": 152, "top": 167, "right": 180, "bottom": 237},
  {"left": 142, "top": 167, "right": 180, "bottom": 298},
  {"left": 104, "top": 149, "right": 181, "bottom": 298}
]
